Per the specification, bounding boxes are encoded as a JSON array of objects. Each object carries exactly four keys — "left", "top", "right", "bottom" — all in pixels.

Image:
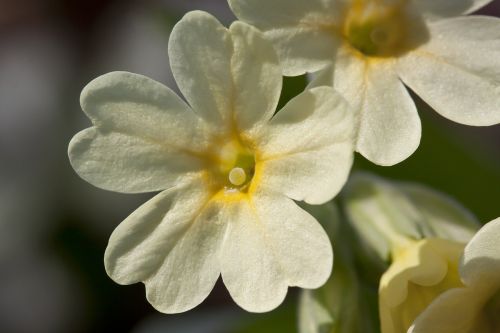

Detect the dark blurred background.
[{"left": 0, "top": 1, "right": 499, "bottom": 332}]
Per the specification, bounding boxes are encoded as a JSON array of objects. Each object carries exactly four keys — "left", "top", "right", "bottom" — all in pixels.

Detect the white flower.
[
  {"left": 409, "top": 217, "right": 500, "bottom": 333},
  {"left": 68, "top": 11, "right": 355, "bottom": 313},
  {"left": 228, "top": 0, "right": 500, "bottom": 165}
]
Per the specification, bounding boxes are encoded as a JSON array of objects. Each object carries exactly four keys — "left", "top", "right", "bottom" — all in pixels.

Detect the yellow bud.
[{"left": 379, "top": 238, "right": 465, "bottom": 333}]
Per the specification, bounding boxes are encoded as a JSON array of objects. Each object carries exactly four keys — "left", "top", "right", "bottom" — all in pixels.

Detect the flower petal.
[
  {"left": 401, "top": 183, "right": 479, "bottom": 242},
  {"left": 228, "top": 0, "right": 343, "bottom": 76},
  {"left": 379, "top": 239, "right": 465, "bottom": 333},
  {"left": 311, "top": 51, "right": 422, "bottom": 166},
  {"left": 255, "top": 87, "right": 354, "bottom": 205},
  {"left": 169, "top": 11, "right": 282, "bottom": 134},
  {"left": 264, "top": 27, "right": 340, "bottom": 76},
  {"left": 343, "top": 173, "right": 425, "bottom": 262},
  {"left": 69, "top": 71, "right": 209, "bottom": 193},
  {"left": 413, "top": 0, "right": 493, "bottom": 20},
  {"left": 79, "top": 71, "right": 210, "bottom": 150},
  {"left": 308, "top": 47, "right": 365, "bottom": 107},
  {"left": 379, "top": 239, "right": 463, "bottom": 308},
  {"left": 460, "top": 217, "right": 500, "bottom": 285},
  {"left": 228, "top": 0, "right": 338, "bottom": 29},
  {"left": 357, "top": 61, "right": 421, "bottom": 166},
  {"left": 220, "top": 192, "right": 332, "bottom": 312},
  {"left": 397, "top": 16, "right": 500, "bottom": 126},
  {"left": 229, "top": 21, "right": 283, "bottom": 133},
  {"left": 168, "top": 11, "right": 231, "bottom": 129},
  {"left": 411, "top": 218, "right": 500, "bottom": 333},
  {"left": 68, "top": 128, "right": 205, "bottom": 193},
  {"left": 409, "top": 287, "right": 487, "bottom": 333},
  {"left": 104, "top": 178, "right": 226, "bottom": 313}
]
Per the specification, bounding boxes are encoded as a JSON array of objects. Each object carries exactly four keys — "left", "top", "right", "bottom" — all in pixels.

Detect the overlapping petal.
[
  {"left": 355, "top": 61, "right": 421, "bottom": 166},
  {"left": 220, "top": 192, "right": 333, "bottom": 312},
  {"left": 255, "top": 87, "right": 354, "bottom": 205},
  {"left": 228, "top": 0, "right": 344, "bottom": 76},
  {"left": 379, "top": 239, "right": 465, "bottom": 333},
  {"left": 229, "top": 0, "right": 500, "bottom": 167},
  {"left": 409, "top": 218, "right": 500, "bottom": 333},
  {"left": 309, "top": 47, "right": 366, "bottom": 110},
  {"left": 104, "top": 178, "right": 225, "bottom": 313},
  {"left": 460, "top": 217, "right": 500, "bottom": 285},
  {"left": 409, "top": 287, "right": 486, "bottom": 333},
  {"left": 169, "top": 11, "right": 282, "bottom": 134},
  {"left": 312, "top": 55, "right": 421, "bottom": 166},
  {"left": 413, "top": 0, "right": 493, "bottom": 20},
  {"left": 379, "top": 239, "right": 464, "bottom": 308},
  {"left": 398, "top": 16, "right": 500, "bottom": 126},
  {"left": 69, "top": 72, "right": 209, "bottom": 193},
  {"left": 266, "top": 26, "right": 340, "bottom": 76},
  {"left": 228, "top": 0, "right": 338, "bottom": 29}
]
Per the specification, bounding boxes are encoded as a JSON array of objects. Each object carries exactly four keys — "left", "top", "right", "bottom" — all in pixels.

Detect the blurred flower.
[
  {"left": 343, "top": 172, "right": 479, "bottom": 265},
  {"left": 378, "top": 237, "right": 465, "bottom": 333},
  {"left": 228, "top": 0, "right": 500, "bottom": 165},
  {"left": 342, "top": 172, "right": 485, "bottom": 332},
  {"left": 408, "top": 217, "right": 500, "bottom": 333},
  {"left": 68, "top": 11, "right": 354, "bottom": 313},
  {"left": 298, "top": 202, "right": 377, "bottom": 333},
  {"left": 381, "top": 218, "right": 500, "bottom": 333}
]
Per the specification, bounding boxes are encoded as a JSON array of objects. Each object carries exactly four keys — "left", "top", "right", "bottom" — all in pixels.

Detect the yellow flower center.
[
  {"left": 214, "top": 140, "right": 255, "bottom": 192},
  {"left": 342, "top": 0, "right": 428, "bottom": 57}
]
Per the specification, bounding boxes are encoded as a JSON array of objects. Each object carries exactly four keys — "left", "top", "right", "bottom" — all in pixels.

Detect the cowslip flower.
[
  {"left": 379, "top": 237, "right": 466, "bottom": 333},
  {"left": 380, "top": 218, "right": 500, "bottom": 333},
  {"left": 341, "top": 173, "right": 489, "bottom": 332},
  {"left": 228, "top": 0, "right": 500, "bottom": 165},
  {"left": 68, "top": 11, "right": 355, "bottom": 313}
]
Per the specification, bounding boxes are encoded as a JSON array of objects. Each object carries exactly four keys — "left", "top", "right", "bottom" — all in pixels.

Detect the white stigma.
[{"left": 228, "top": 167, "right": 247, "bottom": 186}]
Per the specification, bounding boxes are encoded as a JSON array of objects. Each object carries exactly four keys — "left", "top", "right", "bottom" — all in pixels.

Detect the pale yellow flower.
[
  {"left": 229, "top": 0, "right": 500, "bottom": 165},
  {"left": 379, "top": 238, "right": 466, "bottom": 333},
  {"left": 68, "top": 11, "right": 355, "bottom": 313},
  {"left": 379, "top": 218, "right": 500, "bottom": 333},
  {"left": 409, "top": 218, "right": 500, "bottom": 333}
]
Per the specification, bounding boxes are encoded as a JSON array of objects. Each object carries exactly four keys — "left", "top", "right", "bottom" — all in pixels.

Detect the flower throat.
[{"left": 342, "top": 0, "right": 428, "bottom": 57}]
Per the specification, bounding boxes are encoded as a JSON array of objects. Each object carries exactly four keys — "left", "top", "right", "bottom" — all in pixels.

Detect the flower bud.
[
  {"left": 342, "top": 172, "right": 479, "bottom": 263},
  {"left": 409, "top": 218, "right": 500, "bottom": 333},
  {"left": 379, "top": 238, "right": 465, "bottom": 333}
]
